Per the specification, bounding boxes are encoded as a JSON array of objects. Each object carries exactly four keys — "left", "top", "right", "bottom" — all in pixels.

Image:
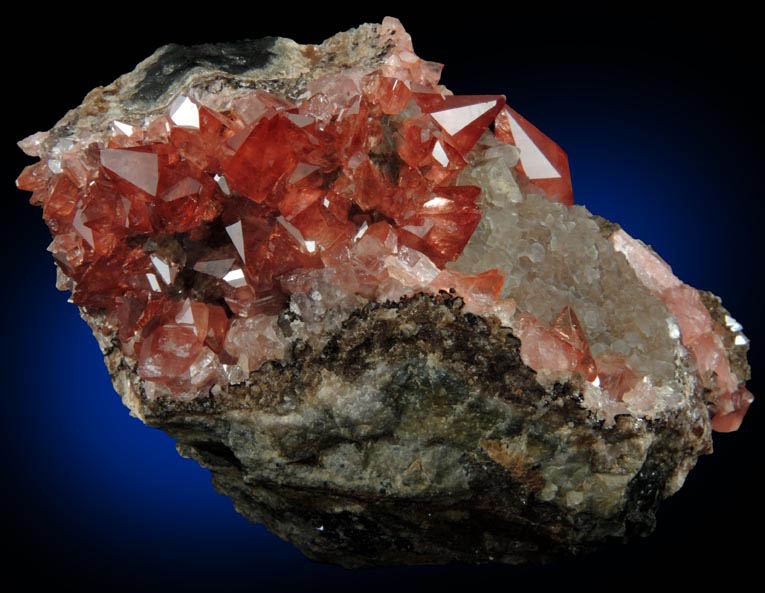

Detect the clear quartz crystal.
[{"left": 452, "top": 139, "right": 679, "bottom": 392}]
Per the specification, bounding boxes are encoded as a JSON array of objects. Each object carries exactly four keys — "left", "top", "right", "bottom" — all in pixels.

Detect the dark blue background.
[{"left": 4, "top": 10, "right": 761, "bottom": 592}]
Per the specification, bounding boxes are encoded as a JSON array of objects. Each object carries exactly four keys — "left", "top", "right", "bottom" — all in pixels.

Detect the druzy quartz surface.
[{"left": 14, "top": 17, "right": 754, "bottom": 567}]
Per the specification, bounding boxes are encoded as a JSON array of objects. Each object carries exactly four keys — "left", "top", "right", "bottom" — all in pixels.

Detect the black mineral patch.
[{"left": 131, "top": 38, "right": 277, "bottom": 103}]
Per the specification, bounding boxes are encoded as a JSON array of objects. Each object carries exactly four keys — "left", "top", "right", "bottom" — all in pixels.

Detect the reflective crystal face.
[{"left": 15, "top": 17, "right": 751, "bottom": 432}]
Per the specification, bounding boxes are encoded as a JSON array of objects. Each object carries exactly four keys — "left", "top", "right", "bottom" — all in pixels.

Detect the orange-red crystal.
[
  {"left": 20, "top": 45, "right": 561, "bottom": 395},
  {"left": 18, "top": 20, "right": 747, "bottom": 434}
]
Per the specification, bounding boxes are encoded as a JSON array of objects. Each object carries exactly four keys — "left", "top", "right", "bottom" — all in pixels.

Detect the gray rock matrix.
[{"left": 22, "top": 20, "right": 746, "bottom": 567}]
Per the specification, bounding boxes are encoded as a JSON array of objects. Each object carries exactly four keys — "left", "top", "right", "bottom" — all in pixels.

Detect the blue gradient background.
[{"left": 4, "top": 11, "right": 761, "bottom": 592}]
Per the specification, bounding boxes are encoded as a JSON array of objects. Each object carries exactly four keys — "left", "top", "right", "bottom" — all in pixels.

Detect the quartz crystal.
[{"left": 15, "top": 18, "right": 753, "bottom": 567}]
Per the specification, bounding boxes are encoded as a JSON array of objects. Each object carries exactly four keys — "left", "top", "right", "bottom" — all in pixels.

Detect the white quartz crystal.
[{"left": 451, "top": 132, "right": 685, "bottom": 419}]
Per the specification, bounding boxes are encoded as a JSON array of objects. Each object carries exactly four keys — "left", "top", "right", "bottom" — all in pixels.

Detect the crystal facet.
[{"left": 495, "top": 106, "right": 573, "bottom": 205}]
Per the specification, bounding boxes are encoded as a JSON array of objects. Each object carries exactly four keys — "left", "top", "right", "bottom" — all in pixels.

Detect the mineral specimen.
[{"left": 15, "top": 18, "right": 753, "bottom": 567}]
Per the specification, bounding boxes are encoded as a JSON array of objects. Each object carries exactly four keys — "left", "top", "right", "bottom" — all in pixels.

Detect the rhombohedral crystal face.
[{"left": 15, "top": 17, "right": 753, "bottom": 567}]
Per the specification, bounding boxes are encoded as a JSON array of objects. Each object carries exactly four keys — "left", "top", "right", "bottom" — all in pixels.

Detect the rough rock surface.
[
  {"left": 16, "top": 18, "right": 751, "bottom": 567},
  {"left": 18, "top": 24, "right": 393, "bottom": 158},
  {"left": 88, "top": 292, "right": 710, "bottom": 567}
]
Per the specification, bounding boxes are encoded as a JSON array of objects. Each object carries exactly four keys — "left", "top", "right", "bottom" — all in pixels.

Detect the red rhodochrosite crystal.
[
  {"left": 15, "top": 17, "right": 751, "bottom": 434},
  {"left": 495, "top": 106, "right": 574, "bottom": 206},
  {"left": 516, "top": 306, "right": 597, "bottom": 382},
  {"left": 15, "top": 27, "right": 518, "bottom": 397}
]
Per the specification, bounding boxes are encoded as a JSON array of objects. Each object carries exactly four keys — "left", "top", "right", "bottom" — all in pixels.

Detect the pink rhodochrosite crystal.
[
  {"left": 611, "top": 230, "right": 752, "bottom": 431},
  {"left": 15, "top": 17, "right": 752, "bottom": 433}
]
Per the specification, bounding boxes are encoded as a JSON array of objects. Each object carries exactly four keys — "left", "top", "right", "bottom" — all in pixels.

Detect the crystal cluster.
[
  {"left": 14, "top": 17, "right": 755, "bottom": 568},
  {"left": 16, "top": 17, "right": 751, "bottom": 433}
]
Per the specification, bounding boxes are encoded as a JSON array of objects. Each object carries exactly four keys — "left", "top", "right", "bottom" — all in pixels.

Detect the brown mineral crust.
[
  {"left": 84, "top": 293, "right": 711, "bottom": 567},
  {"left": 591, "top": 214, "right": 622, "bottom": 240}
]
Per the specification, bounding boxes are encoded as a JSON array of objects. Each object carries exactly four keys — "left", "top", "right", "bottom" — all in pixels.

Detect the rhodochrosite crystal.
[{"left": 16, "top": 18, "right": 753, "bottom": 567}]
